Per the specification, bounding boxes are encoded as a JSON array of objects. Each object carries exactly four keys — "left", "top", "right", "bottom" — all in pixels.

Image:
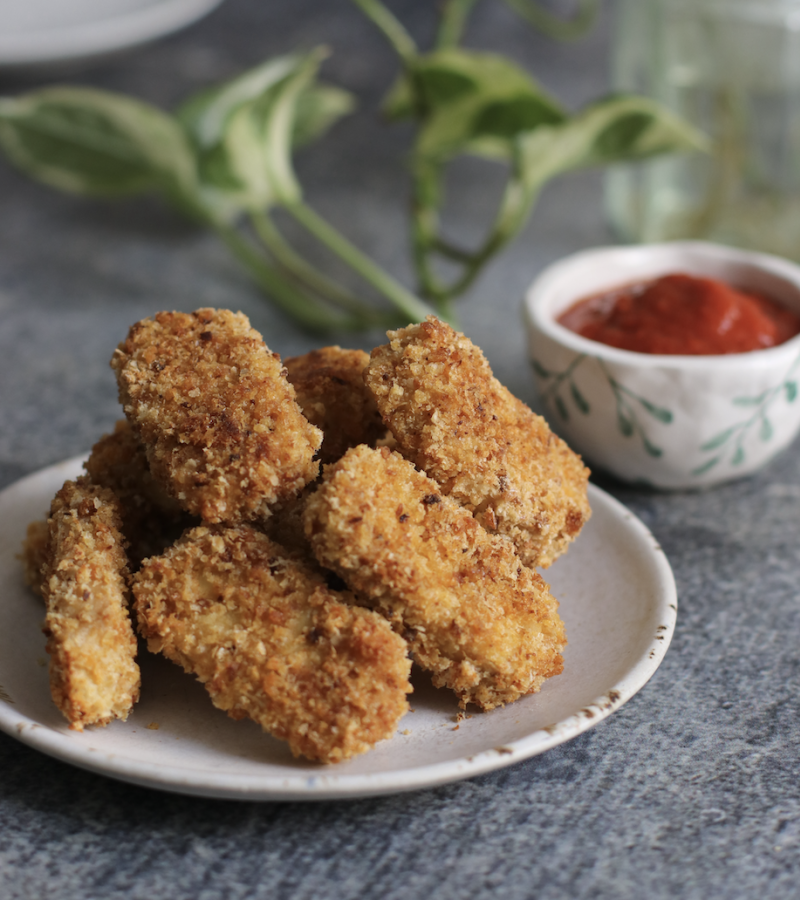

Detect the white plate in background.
[
  {"left": 0, "top": 0, "right": 224, "bottom": 69},
  {"left": 0, "top": 456, "right": 677, "bottom": 801}
]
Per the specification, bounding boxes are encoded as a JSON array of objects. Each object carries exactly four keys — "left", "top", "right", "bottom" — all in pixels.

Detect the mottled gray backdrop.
[{"left": 1, "top": 2, "right": 799, "bottom": 898}]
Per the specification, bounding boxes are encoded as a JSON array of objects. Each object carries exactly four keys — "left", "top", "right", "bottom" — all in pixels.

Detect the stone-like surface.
[{"left": 2, "top": 2, "right": 800, "bottom": 898}]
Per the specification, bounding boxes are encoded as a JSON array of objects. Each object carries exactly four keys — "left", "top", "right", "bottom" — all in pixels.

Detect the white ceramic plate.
[
  {"left": 0, "top": 457, "right": 677, "bottom": 801},
  {"left": 0, "top": 0, "right": 224, "bottom": 69}
]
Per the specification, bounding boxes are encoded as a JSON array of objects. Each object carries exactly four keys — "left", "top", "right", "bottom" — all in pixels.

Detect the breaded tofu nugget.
[
  {"left": 84, "top": 419, "right": 196, "bottom": 567},
  {"left": 304, "top": 445, "right": 566, "bottom": 711},
  {"left": 261, "top": 484, "right": 316, "bottom": 559},
  {"left": 111, "top": 309, "right": 322, "bottom": 524},
  {"left": 42, "top": 479, "right": 140, "bottom": 730},
  {"left": 284, "top": 346, "right": 387, "bottom": 465},
  {"left": 364, "top": 317, "right": 591, "bottom": 569},
  {"left": 19, "top": 518, "right": 50, "bottom": 598},
  {"left": 133, "top": 524, "right": 411, "bottom": 763}
]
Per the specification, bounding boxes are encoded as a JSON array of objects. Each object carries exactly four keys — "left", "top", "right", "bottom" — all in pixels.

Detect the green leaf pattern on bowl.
[
  {"left": 693, "top": 350, "right": 800, "bottom": 476},
  {"left": 533, "top": 352, "right": 673, "bottom": 458},
  {"left": 532, "top": 349, "right": 800, "bottom": 478}
]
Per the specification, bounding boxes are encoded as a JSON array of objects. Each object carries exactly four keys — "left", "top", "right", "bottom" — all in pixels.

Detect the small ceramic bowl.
[{"left": 524, "top": 241, "right": 800, "bottom": 489}]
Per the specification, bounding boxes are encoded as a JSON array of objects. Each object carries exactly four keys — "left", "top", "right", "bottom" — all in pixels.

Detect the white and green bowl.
[{"left": 524, "top": 241, "right": 800, "bottom": 490}]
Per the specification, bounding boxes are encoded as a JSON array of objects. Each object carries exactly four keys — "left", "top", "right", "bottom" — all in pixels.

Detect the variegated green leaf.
[
  {"left": 383, "top": 66, "right": 477, "bottom": 120},
  {"left": 180, "top": 50, "right": 351, "bottom": 221},
  {"left": 516, "top": 94, "right": 707, "bottom": 190},
  {"left": 501, "top": 0, "right": 597, "bottom": 41},
  {"left": 249, "top": 57, "right": 317, "bottom": 206},
  {"left": 0, "top": 88, "right": 196, "bottom": 200},
  {"left": 385, "top": 47, "right": 558, "bottom": 121},
  {"left": 180, "top": 54, "right": 354, "bottom": 152},
  {"left": 397, "top": 49, "right": 565, "bottom": 161},
  {"left": 222, "top": 103, "right": 277, "bottom": 210},
  {"left": 293, "top": 84, "right": 356, "bottom": 148},
  {"left": 179, "top": 55, "right": 301, "bottom": 149}
]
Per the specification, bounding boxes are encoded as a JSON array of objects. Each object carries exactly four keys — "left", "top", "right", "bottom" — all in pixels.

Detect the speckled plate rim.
[{"left": 0, "top": 456, "right": 677, "bottom": 801}]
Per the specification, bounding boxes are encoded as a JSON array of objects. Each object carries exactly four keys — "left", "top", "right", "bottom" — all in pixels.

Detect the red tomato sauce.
[{"left": 557, "top": 273, "right": 800, "bottom": 355}]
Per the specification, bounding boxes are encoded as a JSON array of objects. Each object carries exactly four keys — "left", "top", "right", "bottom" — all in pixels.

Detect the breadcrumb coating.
[
  {"left": 261, "top": 484, "right": 316, "bottom": 559},
  {"left": 364, "top": 317, "right": 591, "bottom": 569},
  {"left": 41, "top": 479, "right": 140, "bottom": 730},
  {"left": 111, "top": 309, "right": 322, "bottom": 524},
  {"left": 84, "top": 419, "right": 196, "bottom": 567},
  {"left": 304, "top": 445, "right": 566, "bottom": 710},
  {"left": 20, "top": 518, "right": 50, "bottom": 598},
  {"left": 284, "top": 346, "right": 387, "bottom": 465},
  {"left": 133, "top": 524, "right": 411, "bottom": 763}
]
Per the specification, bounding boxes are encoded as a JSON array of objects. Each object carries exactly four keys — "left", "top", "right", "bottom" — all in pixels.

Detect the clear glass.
[{"left": 606, "top": 0, "right": 800, "bottom": 259}]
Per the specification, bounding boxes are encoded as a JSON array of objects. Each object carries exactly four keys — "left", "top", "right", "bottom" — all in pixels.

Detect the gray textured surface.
[{"left": 2, "top": 2, "right": 800, "bottom": 898}]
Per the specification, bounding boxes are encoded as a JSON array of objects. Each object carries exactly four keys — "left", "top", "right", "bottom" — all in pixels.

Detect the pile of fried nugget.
[{"left": 20, "top": 309, "right": 591, "bottom": 764}]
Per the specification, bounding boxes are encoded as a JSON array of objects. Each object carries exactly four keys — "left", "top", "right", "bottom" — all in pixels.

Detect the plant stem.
[
  {"left": 427, "top": 238, "right": 479, "bottom": 263},
  {"left": 440, "top": 174, "right": 535, "bottom": 298},
  {"left": 349, "top": 0, "right": 417, "bottom": 63},
  {"left": 412, "top": 158, "right": 540, "bottom": 305},
  {"left": 250, "top": 211, "right": 375, "bottom": 317},
  {"left": 436, "top": 0, "right": 480, "bottom": 48},
  {"left": 214, "top": 221, "right": 365, "bottom": 332},
  {"left": 286, "top": 199, "right": 440, "bottom": 324},
  {"left": 501, "top": 0, "right": 598, "bottom": 41}
]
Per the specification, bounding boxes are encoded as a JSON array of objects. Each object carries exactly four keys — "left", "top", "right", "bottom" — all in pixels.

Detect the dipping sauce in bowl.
[
  {"left": 523, "top": 242, "right": 800, "bottom": 489},
  {"left": 557, "top": 273, "right": 800, "bottom": 355}
]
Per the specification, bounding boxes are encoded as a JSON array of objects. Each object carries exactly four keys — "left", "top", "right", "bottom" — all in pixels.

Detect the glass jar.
[{"left": 606, "top": 0, "right": 800, "bottom": 260}]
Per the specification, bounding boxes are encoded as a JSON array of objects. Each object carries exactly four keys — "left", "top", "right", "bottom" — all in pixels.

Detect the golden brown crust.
[
  {"left": 41, "top": 479, "right": 140, "bottom": 730},
  {"left": 84, "top": 419, "right": 197, "bottom": 567},
  {"left": 304, "top": 445, "right": 566, "bottom": 711},
  {"left": 284, "top": 346, "right": 387, "bottom": 465},
  {"left": 133, "top": 524, "right": 411, "bottom": 763},
  {"left": 20, "top": 519, "right": 50, "bottom": 597},
  {"left": 261, "top": 483, "right": 317, "bottom": 560},
  {"left": 364, "top": 317, "right": 591, "bottom": 568},
  {"left": 111, "top": 309, "right": 322, "bottom": 525}
]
